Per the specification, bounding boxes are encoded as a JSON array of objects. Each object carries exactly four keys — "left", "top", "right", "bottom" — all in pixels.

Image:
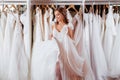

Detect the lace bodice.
[{"left": 53, "top": 25, "right": 68, "bottom": 42}]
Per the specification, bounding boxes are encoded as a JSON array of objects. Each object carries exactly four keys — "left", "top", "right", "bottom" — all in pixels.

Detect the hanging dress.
[
  {"left": 1, "top": 12, "right": 7, "bottom": 38},
  {"left": 44, "top": 9, "right": 50, "bottom": 40},
  {"left": 91, "top": 14, "right": 108, "bottom": 80},
  {"left": 20, "top": 10, "right": 30, "bottom": 60},
  {"left": 109, "top": 13, "right": 120, "bottom": 78},
  {"left": 49, "top": 7, "right": 54, "bottom": 34},
  {"left": 66, "top": 9, "right": 74, "bottom": 30},
  {"left": 103, "top": 6, "right": 117, "bottom": 67},
  {"left": 32, "top": 7, "right": 43, "bottom": 58},
  {"left": 8, "top": 13, "right": 28, "bottom": 80},
  {"left": 2, "top": 11, "right": 16, "bottom": 80},
  {"left": 74, "top": 13, "right": 95, "bottom": 80},
  {"left": 0, "top": 16, "right": 4, "bottom": 79}
]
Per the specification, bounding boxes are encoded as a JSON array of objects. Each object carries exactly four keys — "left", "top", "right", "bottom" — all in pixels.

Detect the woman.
[{"left": 31, "top": 7, "right": 94, "bottom": 80}]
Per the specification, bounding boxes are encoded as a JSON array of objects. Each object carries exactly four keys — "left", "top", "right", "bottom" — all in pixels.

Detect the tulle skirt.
[{"left": 31, "top": 39, "right": 59, "bottom": 80}]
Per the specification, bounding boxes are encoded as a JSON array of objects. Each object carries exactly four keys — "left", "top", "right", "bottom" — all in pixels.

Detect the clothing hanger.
[
  {"left": 67, "top": 4, "right": 78, "bottom": 13},
  {"left": 51, "top": 4, "right": 56, "bottom": 10},
  {"left": 46, "top": 5, "right": 49, "bottom": 9},
  {"left": 10, "top": 4, "right": 18, "bottom": 13},
  {"left": 3, "top": 5, "right": 9, "bottom": 12}
]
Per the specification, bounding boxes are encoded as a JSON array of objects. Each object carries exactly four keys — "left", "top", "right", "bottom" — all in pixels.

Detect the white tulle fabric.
[
  {"left": 0, "top": 17, "right": 4, "bottom": 79},
  {"left": 20, "top": 10, "right": 30, "bottom": 59},
  {"left": 91, "top": 14, "right": 108, "bottom": 80},
  {"left": 73, "top": 13, "right": 95, "bottom": 80},
  {"left": 103, "top": 6, "right": 117, "bottom": 66},
  {"left": 44, "top": 10, "right": 50, "bottom": 40},
  {"left": 109, "top": 14, "right": 120, "bottom": 78},
  {"left": 1, "top": 12, "right": 15, "bottom": 80},
  {"left": 49, "top": 7, "right": 54, "bottom": 34},
  {"left": 31, "top": 24, "right": 86, "bottom": 80},
  {"left": 8, "top": 13, "right": 28, "bottom": 80},
  {"left": 66, "top": 9, "right": 74, "bottom": 30},
  {"left": 1, "top": 12, "right": 7, "bottom": 38}
]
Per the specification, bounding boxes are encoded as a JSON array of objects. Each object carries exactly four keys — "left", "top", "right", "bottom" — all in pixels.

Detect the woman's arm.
[{"left": 68, "top": 27, "right": 74, "bottom": 39}]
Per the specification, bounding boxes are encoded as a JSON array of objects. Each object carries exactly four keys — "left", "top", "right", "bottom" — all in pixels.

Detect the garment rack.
[
  {"left": 0, "top": 0, "right": 27, "bottom": 5},
  {"left": 31, "top": 0, "right": 120, "bottom": 5}
]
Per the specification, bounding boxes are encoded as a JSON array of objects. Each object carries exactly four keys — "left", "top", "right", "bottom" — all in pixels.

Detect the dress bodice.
[{"left": 53, "top": 25, "right": 68, "bottom": 42}]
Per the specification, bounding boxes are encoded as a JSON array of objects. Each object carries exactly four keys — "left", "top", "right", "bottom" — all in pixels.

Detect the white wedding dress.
[
  {"left": 1, "top": 12, "right": 7, "bottom": 38},
  {"left": 44, "top": 9, "right": 50, "bottom": 40},
  {"left": 1, "top": 11, "right": 16, "bottom": 80},
  {"left": 103, "top": 6, "right": 117, "bottom": 66},
  {"left": 91, "top": 14, "right": 108, "bottom": 80},
  {"left": 8, "top": 13, "right": 28, "bottom": 80},
  {"left": 0, "top": 13, "right": 7, "bottom": 72},
  {"left": 74, "top": 13, "right": 95, "bottom": 80},
  {"left": 31, "top": 22, "right": 96, "bottom": 80},
  {"left": 66, "top": 9, "right": 74, "bottom": 30},
  {"left": 32, "top": 7, "right": 44, "bottom": 63},
  {"left": 20, "top": 10, "right": 30, "bottom": 59},
  {"left": 83, "top": 13, "right": 90, "bottom": 62},
  {"left": 109, "top": 14, "right": 120, "bottom": 78},
  {"left": 49, "top": 7, "right": 54, "bottom": 34},
  {"left": 0, "top": 17, "right": 4, "bottom": 79}
]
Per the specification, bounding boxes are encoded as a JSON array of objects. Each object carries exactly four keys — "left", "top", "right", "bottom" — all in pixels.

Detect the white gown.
[
  {"left": 109, "top": 15, "right": 120, "bottom": 78},
  {"left": 0, "top": 17, "right": 4, "bottom": 79},
  {"left": 0, "top": 13, "right": 7, "bottom": 70},
  {"left": 103, "top": 6, "right": 117, "bottom": 66},
  {"left": 49, "top": 7, "right": 54, "bottom": 34},
  {"left": 1, "top": 12, "right": 7, "bottom": 38},
  {"left": 31, "top": 39, "right": 59, "bottom": 80},
  {"left": 74, "top": 13, "right": 95, "bottom": 80},
  {"left": 20, "top": 10, "right": 30, "bottom": 59},
  {"left": 1, "top": 11, "right": 16, "bottom": 80},
  {"left": 8, "top": 13, "right": 28, "bottom": 80},
  {"left": 31, "top": 23, "right": 95, "bottom": 80},
  {"left": 44, "top": 10, "right": 50, "bottom": 40},
  {"left": 91, "top": 14, "right": 108, "bottom": 80},
  {"left": 83, "top": 13, "right": 90, "bottom": 62},
  {"left": 66, "top": 9, "right": 74, "bottom": 30},
  {"left": 32, "top": 7, "right": 43, "bottom": 61}
]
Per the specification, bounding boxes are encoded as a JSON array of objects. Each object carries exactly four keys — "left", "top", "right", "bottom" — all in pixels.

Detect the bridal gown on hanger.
[
  {"left": 1, "top": 12, "right": 7, "bottom": 38},
  {"left": 8, "top": 13, "right": 28, "bottom": 80},
  {"left": 113, "top": 12, "right": 119, "bottom": 30},
  {"left": 20, "top": 10, "right": 30, "bottom": 59},
  {"left": 49, "top": 7, "right": 54, "bottom": 34},
  {"left": 91, "top": 14, "right": 108, "bottom": 80},
  {"left": 31, "top": 31, "right": 59, "bottom": 80},
  {"left": 2, "top": 11, "right": 16, "bottom": 80},
  {"left": 0, "top": 17, "right": 4, "bottom": 79},
  {"left": 32, "top": 7, "right": 43, "bottom": 59},
  {"left": 66, "top": 9, "right": 74, "bottom": 30},
  {"left": 0, "top": 13, "right": 7, "bottom": 72},
  {"left": 83, "top": 13, "right": 90, "bottom": 62},
  {"left": 44, "top": 9, "right": 50, "bottom": 40},
  {"left": 109, "top": 14, "right": 120, "bottom": 78},
  {"left": 74, "top": 13, "right": 95, "bottom": 80},
  {"left": 103, "top": 6, "right": 117, "bottom": 67}
]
